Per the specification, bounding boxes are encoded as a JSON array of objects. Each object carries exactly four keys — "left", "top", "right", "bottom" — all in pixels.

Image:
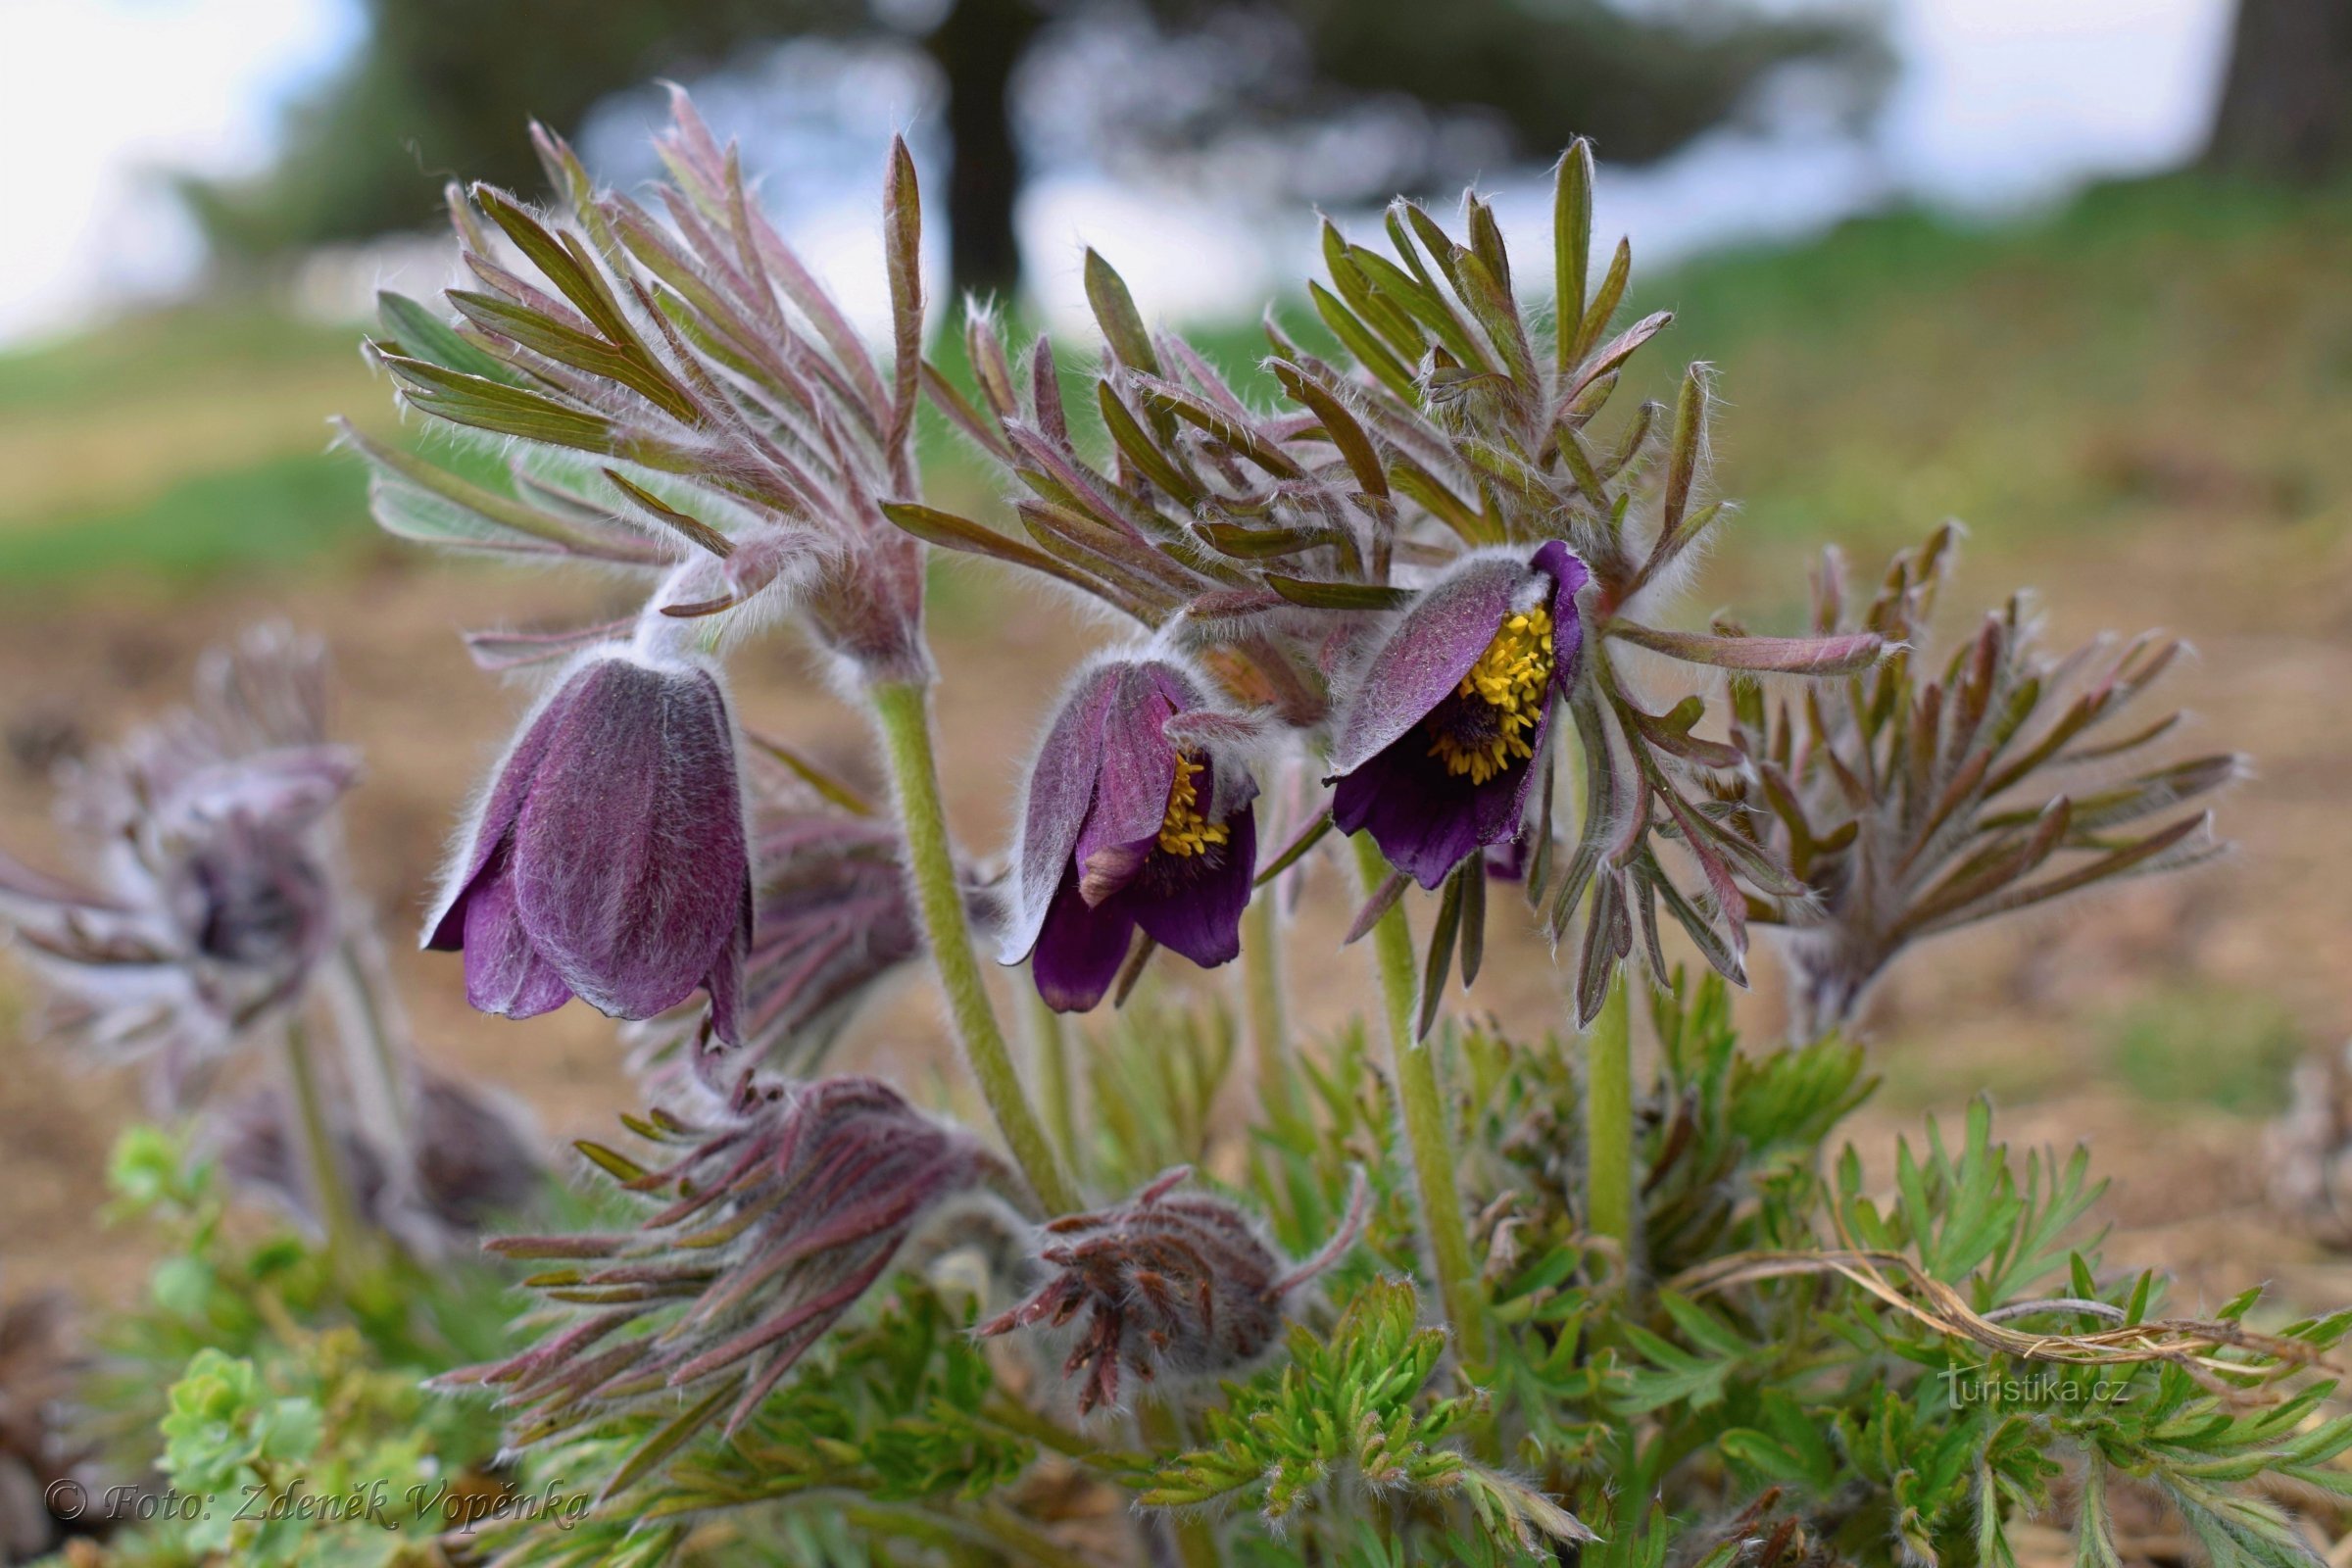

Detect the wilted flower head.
[
  {"left": 978, "top": 1166, "right": 1366, "bottom": 1415},
  {"left": 451, "top": 1075, "right": 991, "bottom": 1482},
  {"left": 1330, "top": 542, "right": 1590, "bottom": 889},
  {"left": 1002, "top": 658, "right": 1259, "bottom": 1012},
  {"left": 217, "top": 1067, "right": 542, "bottom": 1247},
  {"left": 620, "top": 747, "right": 966, "bottom": 1090},
  {"left": 0, "top": 630, "right": 355, "bottom": 1098},
  {"left": 426, "top": 646, "right": 752, "bottom": 1061}
]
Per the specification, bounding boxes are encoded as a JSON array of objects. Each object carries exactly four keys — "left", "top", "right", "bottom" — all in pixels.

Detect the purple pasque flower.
[
  {"left": 621, "top": 747, "right": 983, "bottom": 1090},
  {"left": 1002, "top": 658, "right": 1258, "bottom": 1013},
  {"left": 1329, "top": 541, "right": 1590, "bottom": 889},
  {"left": 426, "top": 646, "right": 752, "bottom": 1049}
]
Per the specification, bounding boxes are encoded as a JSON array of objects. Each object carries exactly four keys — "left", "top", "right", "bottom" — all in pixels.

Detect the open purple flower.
[
  {"left": 1329, "top": 542, "right": 1590, "bottom": 889},
  {"left": 1002, "top": 658, "right": 1257, "bottom": 1013},
  {"left": 426, "top": 648, "right": 752, "bottom": 1045}
]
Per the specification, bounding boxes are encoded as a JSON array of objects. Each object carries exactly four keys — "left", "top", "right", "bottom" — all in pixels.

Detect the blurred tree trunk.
[
  {"left": 926, "top": 0, "right": 1040, "bottom": 300},
  {"left": 2206, "top": 0, "right": 2352, "bottom": 178}
]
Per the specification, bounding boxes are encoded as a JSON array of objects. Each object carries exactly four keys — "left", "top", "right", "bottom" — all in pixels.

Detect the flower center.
[
  {"left": 1427, "top": 605, "right": 1555, "bottom": 784},
  {"left": 1156, "top": 754, "right": 1229, "bottom": 858}
]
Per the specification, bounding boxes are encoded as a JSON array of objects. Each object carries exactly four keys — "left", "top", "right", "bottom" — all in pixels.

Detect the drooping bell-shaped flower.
[
  {"left": 978, "top": 1166, "right": 1365, "bottom": 1415},
  {"left": 1329, "top": 542, "right": 1590, "bottom": 889},
  {"left": 621, "top": 748, "right": 976, "bottom": 1091},
  {"left": 1002, "top": 658, "right": 1258, "bottom": 1013},
  {"left": 426, "top": 647, "right": 752, "bottom": 1048}
]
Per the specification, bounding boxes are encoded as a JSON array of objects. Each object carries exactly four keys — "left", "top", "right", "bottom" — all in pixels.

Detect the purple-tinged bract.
[
  {"left": 1329, "top": 542, "right": 1590, "bottom": 888},
  {"left": 1002, "top": 659, "right": 1258, "bottom": 1012},
  {"left": 452, "top": 1075, "right": 992, "bottom": 1482},
  {"left": 427, "top": 649, "right": 753, "bottom": 1049}
]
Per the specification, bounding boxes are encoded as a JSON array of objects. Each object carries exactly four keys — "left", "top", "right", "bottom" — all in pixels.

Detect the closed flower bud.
[
  {"left": 1329, "top": 542, "right": 1589, "bottom": 889},
  {"left": 978, "top": 1167, "right": 1365, "bottom": 1415},
  {"left": 1002, "top": 659, "right": 1258, "bottom": 1013},
  {"left": 426, "top": 649, "right": 753, "bottom": 1050}
]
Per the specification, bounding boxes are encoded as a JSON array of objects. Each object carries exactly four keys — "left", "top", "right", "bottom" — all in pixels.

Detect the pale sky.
[{"left": 0, "top": 0, "right": 2237, "bottom": 349}]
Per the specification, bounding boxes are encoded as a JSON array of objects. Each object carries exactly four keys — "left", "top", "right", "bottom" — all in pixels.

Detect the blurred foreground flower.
[
  {"left": 979, "top": 1166, "right": 1365, "bottom": 1415},
  {"left": 426, "top": 648, "right": 752, "bottom": 1061},
  {"left": 0, "top": 1288, "right": 86, "bottom": 1563},
  {"left": 1001, "top": 658, "right": 1258, "bottom": 1012},
  {"left": 1330, "top": 541, "right": 1588, "bottom": 889},
  {"left": 451, "top": 1076, "right": 994, "bottom": 1489},
  {"left": 217, "top": 1067, "right": 541, "bottom": 1247}
]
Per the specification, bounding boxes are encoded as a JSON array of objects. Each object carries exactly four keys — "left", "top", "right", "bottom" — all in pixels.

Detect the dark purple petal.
[
  {"left": 1329, "top": 554, "right": 1525, "bottom": 775},
  {"left": 1001, "top": 664, "right": 1122, "bottom": 964},
  {"left": 424, "top": 667, "right": 585, "bottom": 951},
  {"left": 1131, "top": 801, "right": 1255, "bottom": 967},
  {"left": 508, "top": 658, "right": 751, "bottom": 1024},
  {"left": 1333, "top": 746, "right": 1486, "bottom": 891},
  {"left": 1333, "top": 696, "right": 1556, "bottom": 890},
  {"left": 1532, "top": 539, "right": 1592, "bottom": 700},
  {"left": 1032, "top": 870, "right": 1137, "bottom": 1012},
  {"left": 459, "top": 854, "right": 574, "bottom": 1018},
  {"left": 1073, "top": 664, "right": 1186, "bottom": 906}
]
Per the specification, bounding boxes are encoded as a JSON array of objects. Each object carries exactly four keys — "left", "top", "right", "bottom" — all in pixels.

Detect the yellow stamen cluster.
[
  {"left": 1428, "top": 605, "right": 1556, "bottom": 784},
  {"left": 1156, "top": 754, "right": 1229, "bottom": 858}
]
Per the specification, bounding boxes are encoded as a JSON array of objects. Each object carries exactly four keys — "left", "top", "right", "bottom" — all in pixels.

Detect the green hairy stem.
[
  {"left": 869, "top": 677, "right": 1077, "bottom": 1215},
  {"left": 278, "top": 1017, "right": 367, "bottom": 1287},
  {"left": 1585, "top": 973, "right": 1635, "bottom": 1266},
  {"left": 1242, "top": 894, "right": 1300, "bottom": 1129},
  {"left": 1024, "top": 971, "right": 1083, "bottom": 1179},
  {"left": 1351, "top": 834, "right": 1489, "bottom": 1369}
]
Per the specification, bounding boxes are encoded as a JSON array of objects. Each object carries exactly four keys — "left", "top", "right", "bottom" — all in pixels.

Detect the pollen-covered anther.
[
  {"left": 1154, "top": 755, "right": 1230, "bottom": 858},
  {"left": 1427, "top": 605, "right": 1556, "bottom": 784}
]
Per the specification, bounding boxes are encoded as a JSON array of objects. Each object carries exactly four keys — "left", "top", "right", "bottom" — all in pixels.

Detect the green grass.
[
  {"left": 0, "top": 305, "right": 362, "bottom": 416},
  {"left": 0, "top": 451, "right": 374, "bottom": 588},
  {"left": 5, "top": 172, "right": 2347, "bottom": 597},
  {"left": 2103, "top": 984, "right": 2306, "bottom": 1116}
]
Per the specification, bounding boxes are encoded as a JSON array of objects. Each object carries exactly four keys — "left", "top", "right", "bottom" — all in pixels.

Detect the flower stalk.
[
  {"left": 1351, "top": 835, "right": 1487, "bottom": 1369},
  {"left": 1242, "top": 895, "right": 1299, "bottom": 1130},
  {"left": 869, "top": 678, "right": 1076, "bottom": 1215},
  {"left": 276, "top": 1018, "right": 367, "bottom": 1288},
  {"left": 1585, "top": 973, "right": 1634, "bottom": 1270},
  {"left": 1023, "top": 969, "right": 1082, "bottom": 1180}
]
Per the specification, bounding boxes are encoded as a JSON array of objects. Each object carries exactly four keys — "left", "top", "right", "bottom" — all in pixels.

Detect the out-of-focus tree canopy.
[{"left": 186, "top": 0, "right": 1885, "bottom": 296}]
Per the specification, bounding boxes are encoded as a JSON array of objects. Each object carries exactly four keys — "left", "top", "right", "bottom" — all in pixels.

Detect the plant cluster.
[{"left": 0, "top": 91, "right": 2333, "bottom": 1568}]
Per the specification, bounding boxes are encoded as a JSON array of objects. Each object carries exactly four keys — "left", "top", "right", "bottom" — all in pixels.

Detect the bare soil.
[{"left": 3, "top": 508, "right": 2349, "bottom": 1324}]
